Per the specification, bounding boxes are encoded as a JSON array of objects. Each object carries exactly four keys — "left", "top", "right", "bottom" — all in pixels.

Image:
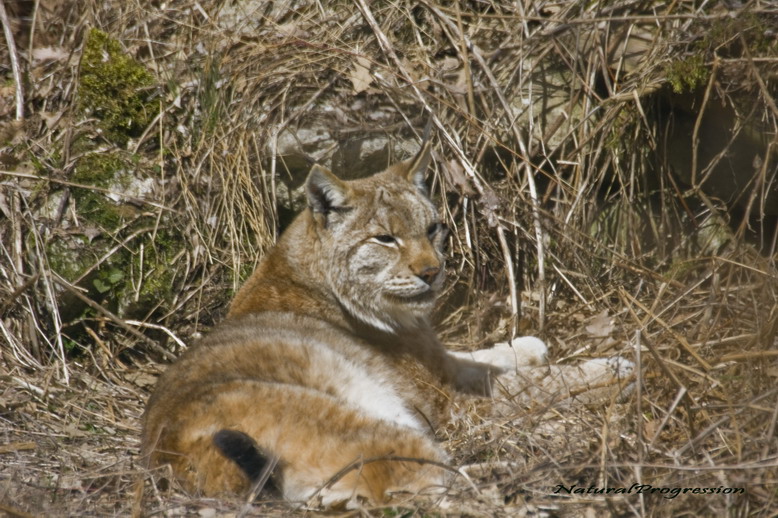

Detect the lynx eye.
[
  {"left": 372, "top": 234, "right": 397, "bottom": 245},
  {"left": 427, "top": 222, "right": 443, "bottom": 238}
]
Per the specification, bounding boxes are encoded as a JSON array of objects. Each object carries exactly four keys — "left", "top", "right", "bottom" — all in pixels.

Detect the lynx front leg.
[
  {"left": 448, "top": 337, "right": 548, "bottom": 397},
  {"left": 547, "top": 356, "right": 635, "bottom": 404},
  {"left": 450, "top": 336, "right": 548, "bottom": 371},
  {"left": 493, "top": 354, "right": 635, "bottom": 408},
  {"left": 451, "top": 337, "right": 634, "bottom": 407}
]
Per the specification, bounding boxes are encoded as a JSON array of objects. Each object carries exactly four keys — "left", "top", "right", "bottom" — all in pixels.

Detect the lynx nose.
[{"left": 416, "top": 266, "right": 440, "bottom": 286}]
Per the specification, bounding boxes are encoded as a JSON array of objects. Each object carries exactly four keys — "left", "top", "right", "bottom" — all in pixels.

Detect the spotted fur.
[{"left": 141, "top": 143, "right": 500, "bottom": 505}]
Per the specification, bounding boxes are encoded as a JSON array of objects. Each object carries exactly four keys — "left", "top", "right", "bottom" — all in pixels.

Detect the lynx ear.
[
  {"left": 306, "top": 164, "right": 351, "bottom": 214},
  {"left": 397, "top": 141, "right": 432, "bottom": 193}
]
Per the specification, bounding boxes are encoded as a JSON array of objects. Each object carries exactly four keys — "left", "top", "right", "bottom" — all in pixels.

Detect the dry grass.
[{"left": 1, "top": 0, "right": 777, "bottom": 516}]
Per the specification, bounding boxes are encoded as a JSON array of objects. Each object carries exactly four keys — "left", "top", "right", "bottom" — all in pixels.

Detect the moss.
[
  {"left": 71, "top": 151, "right": 135, "bottom": 229},
  {"left": 93, "top": 267, "right": 125, "bottom": 295},
  {"left": 120, "top": 229, "right": 183, "bottom": 317},
  {"left": 47, "top": 225, "right": 181, "bottom": 321},
  {"left": 45, "top": 143, "right": 182, "bottom": 322},
  {"left": 63, "top": 338, "right": 80, "bottom": 354},
  {"left": 704, "top": 12, "right": 776, "bottom": 58},
  {"left": 73, "top": 151, "right": 128, "bottom": 186},
  {"left": 78, "top": 28, "right": 158, "bottom": 146},
  {"left": 47, "top": 235, "right": 126, "bottom": 292},
  {"left": 46, "top": 237, "right": 94, "bottom": 281},
  {"left": 665, "top": 12, "right": 777, "bottom": 94},
  {"left": 665, "top": 54, "right": 708, "bottom": 94},
  {"left": 77, "top": 191, "right": 124, "bottom": 229}
]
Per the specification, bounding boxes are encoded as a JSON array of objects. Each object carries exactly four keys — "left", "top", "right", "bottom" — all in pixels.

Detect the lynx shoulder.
[{"left": 141, "top": 142, "right": 502, "bottom": 505}]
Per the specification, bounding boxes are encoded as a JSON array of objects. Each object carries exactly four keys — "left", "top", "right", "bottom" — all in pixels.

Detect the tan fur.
[{"left": 141, "top": 143, "right": 499, "bottom": 505}]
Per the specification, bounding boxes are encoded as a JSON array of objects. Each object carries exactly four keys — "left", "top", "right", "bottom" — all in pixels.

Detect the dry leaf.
[
  {"left": 128, "top": 371, "right": 158, "bottom": 388},
  {"left": 438, "top": 55, "right": 459, "bottom": 72},
  {"left": 32, "top": 46, "right": 68, "bottom": 63},
  {"left": 0, "top": 120, "right": 24, "bottom": 144},
  {"left": 443, "top": 159, "right": 475, "bottom": 195},
  {"left": 64, "top": 424, "right": 87, "bottom": 438},
  {"left": 644, "top": 419, "right": 660, "bottom": 440},
  {"left": 52, "top": 475, "right": 84, "bottom": 491},
  {"left": 350, "top": 56, "right": 373, "bottom": 94},
  {"left": 41, "top": 111, "right": 64, "bottom": 130},
  {"left": 585, "top": 309, "right": 615, "bottom": 338},
  {"left": 451, "top": 68, "right": 469, "bottom": 95},
  {"left": 275, "top": 22, "right": 310, "bottom": 39}
]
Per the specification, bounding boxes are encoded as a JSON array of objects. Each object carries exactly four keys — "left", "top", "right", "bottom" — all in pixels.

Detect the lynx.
[{"left": 141, "top": 142, "right": 632, "bottom": 507}]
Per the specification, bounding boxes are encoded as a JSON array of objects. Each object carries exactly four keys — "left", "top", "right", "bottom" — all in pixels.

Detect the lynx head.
[{"left": 305, "top": 143, "right": 446, "bottom": 333}]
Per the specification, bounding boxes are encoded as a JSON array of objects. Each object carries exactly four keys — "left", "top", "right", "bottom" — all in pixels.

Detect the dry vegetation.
[{"left": 1, "top": 0, "right": 777, "bottom": 516}]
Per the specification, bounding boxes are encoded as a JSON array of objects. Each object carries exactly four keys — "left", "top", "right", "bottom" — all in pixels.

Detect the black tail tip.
[{"left": 213, "top": 429, "right": 278, "bottom": 491}]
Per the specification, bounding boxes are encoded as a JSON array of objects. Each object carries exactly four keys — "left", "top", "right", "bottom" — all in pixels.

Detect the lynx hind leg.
[{"left": 153, "top": 380, "right": 449, "bottom": 507}]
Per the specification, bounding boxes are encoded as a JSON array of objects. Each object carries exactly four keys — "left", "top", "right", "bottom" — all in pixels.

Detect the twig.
[
  {"left": 647, "top": 386, "right": 687, "bottom": 449},
  {"left": 11, "top": 376, "right": 45, "bottom": 396},
  {"left": 676, "top": 388, "right": 778, "bottom": 457},
  {"left": 25, "top": 214, "right": 70, "bottom": 383},
  {"left": 0, "top": 273, "right": 39, "bottom": 316},
  {"left": 495, "top": 225, "right": 519, "bottom": 336},
  {"left": 239, "top": 454, "right": 281, "bottom": 518},
  {"left": 0, "top": 441, "right": 36, "bottom": 454},
  {"left": 453, "top": 2, "right": 475, "bottom": 117},
  {"left": 633, "top": 329, "right": 646, "bottom": 516},
  {"left": 718, "top": 350, "right": 778, "bottom": 362},
  {"left": 51, "top": 273, "right": 177, "bottom": 361},
  {"left": 0, "top": 170, "right": 179, "bottom": 214},
  {"left": 124, "top": 319, "right": 187, "bottom": 350},
  {"left": 690, "top": 55, "right": 718, "bottom": 188},
  {"left": 620, "top": 287, "right": 712, "bottom": 371},
  {"left": 356, "top": 0, "right": 525, "bottom": 325},
  {"left": 309, "top": 453, "right": 460, "bottom": 506},
  {"left": 740, "top": 35, "right": 778, "bottom": 121},
  {"left": 424, "top": 0, "right": 546, "bottom": 331},
  {"left": 763, "top": 395, "right": 778, "bottom": 459},
  {"left": 0, "top": 0, "right": 23, "bottom": 120},
  {"left": 0, "top": 503, "right": 36, "bottom": 518},
  {"left": 26, "top": 0, "right": 39, "bottom": 76}
]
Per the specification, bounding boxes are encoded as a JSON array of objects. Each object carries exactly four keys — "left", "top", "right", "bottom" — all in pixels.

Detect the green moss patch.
[
  {"left": 78, "top": 28, "right": 159, "bottom": 146},
  {"left": 70, "top": 151, "right": 135, "bottom": 229},
  {"left": 665, "top": 53, "right": 708, "bottom": 94},
  {"left": 122, "top": 229, "right": 183, "bottom": 317},
  {"left": 665, "top": 12, "right": 777, "bottom": 94}
]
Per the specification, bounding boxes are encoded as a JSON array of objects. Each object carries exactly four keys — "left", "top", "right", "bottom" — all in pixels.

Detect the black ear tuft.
[
  {"left": 213, "top": 429, "right": 277, "bottom": 489},
  {"left": 305, "top": 165, "right": 351, "bottom": 214}
]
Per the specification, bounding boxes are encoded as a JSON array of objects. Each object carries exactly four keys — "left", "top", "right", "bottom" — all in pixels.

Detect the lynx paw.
[
  {"left": 577, "top": 356, "right": 635, "bottom": 383},
  {"left": 469, "top": 337, "right": 548, "bottom": 371},
  {"left": 563, "top": 355, "right": 636, "bottom": 403}
]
